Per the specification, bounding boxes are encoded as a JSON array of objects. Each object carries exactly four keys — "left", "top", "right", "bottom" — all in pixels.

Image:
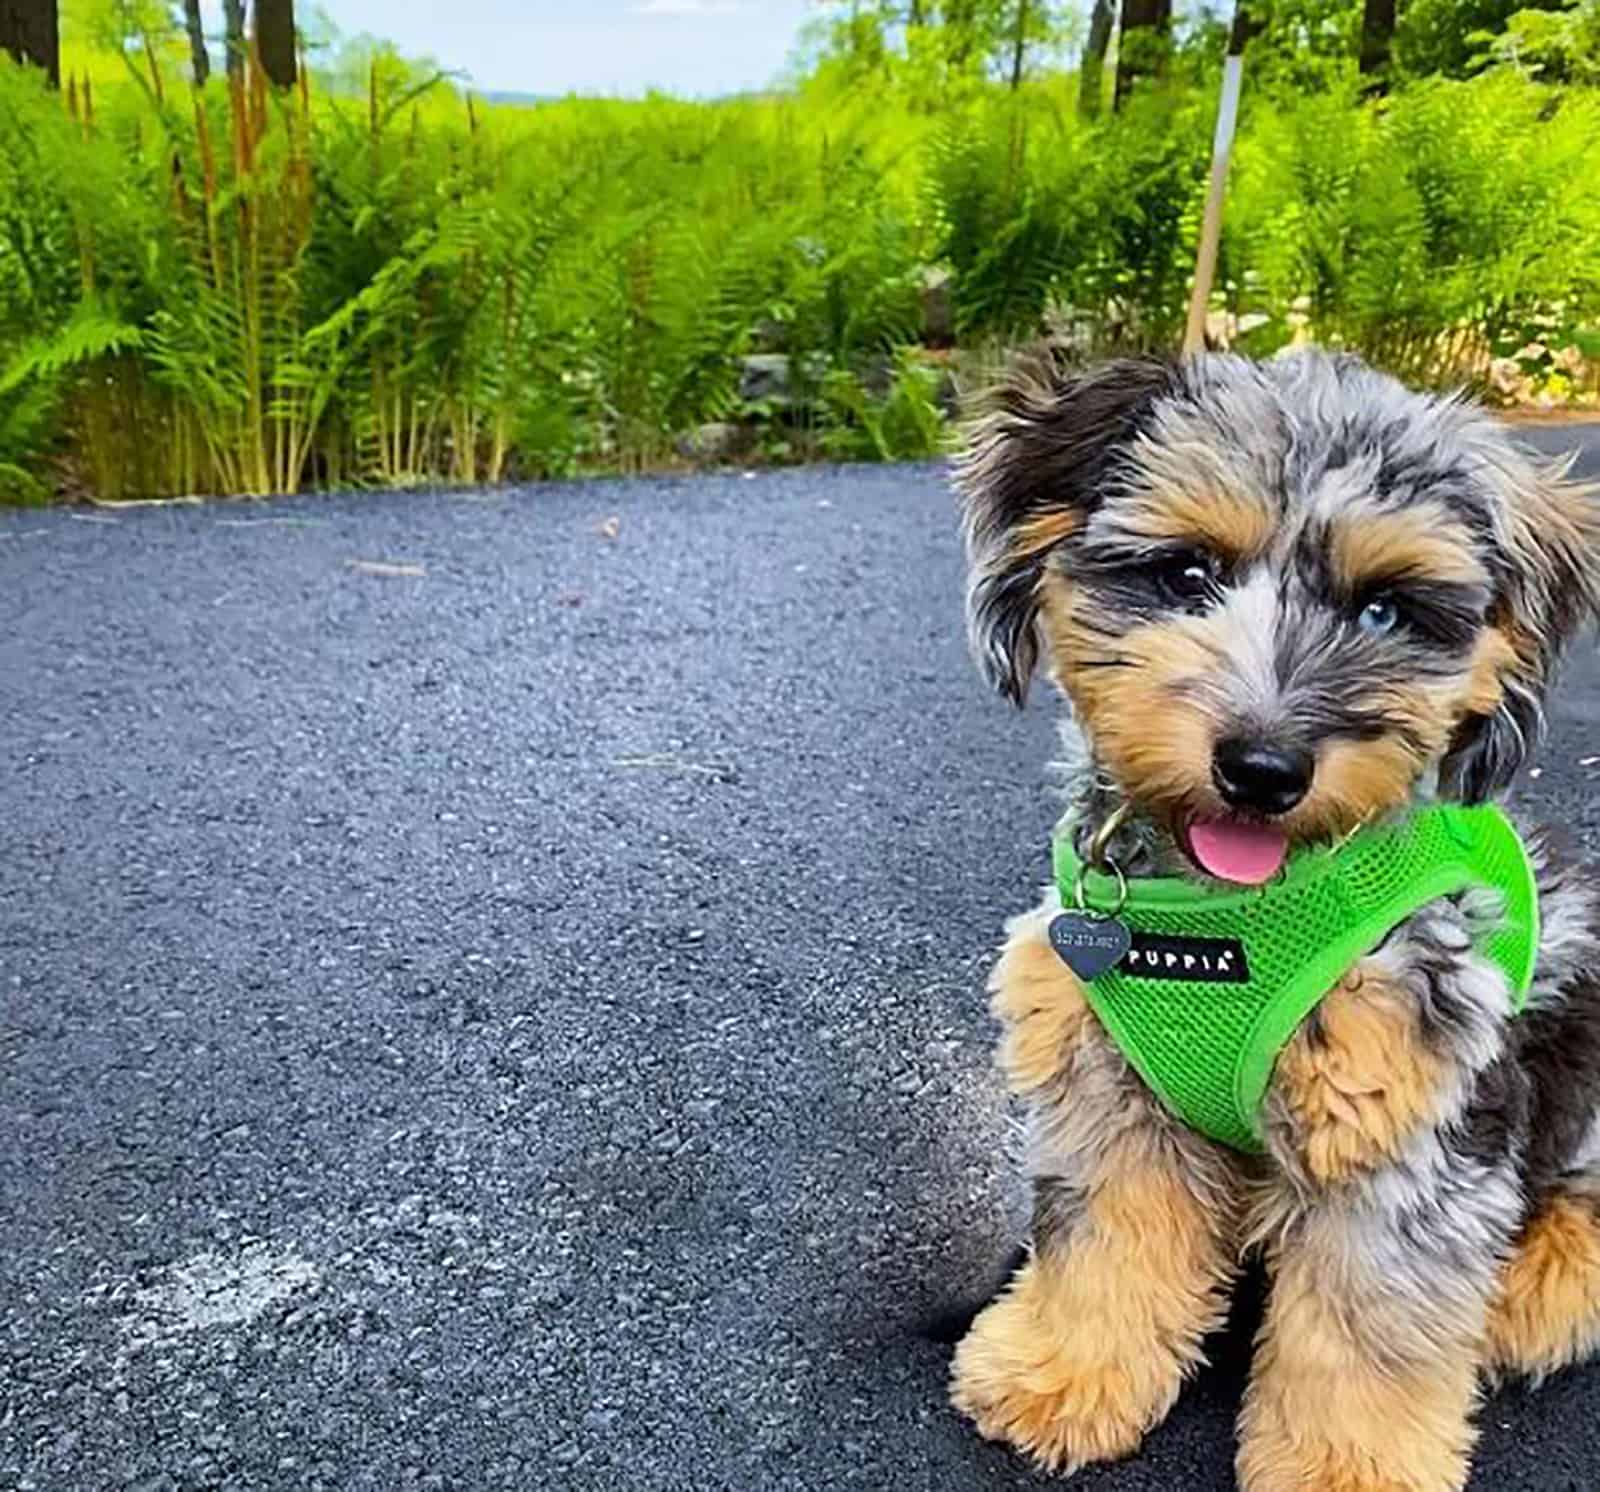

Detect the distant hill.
[
  {"left": 474, "top": 87, "right": 783, "bottom": 107},
  {"left": 477, "top": 90, "right": 561, "bottom": 107}
]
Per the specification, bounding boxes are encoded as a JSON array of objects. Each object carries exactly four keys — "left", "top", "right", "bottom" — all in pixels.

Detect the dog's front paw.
[
  {"left": 949, "top": 1287, "right": 1167, "bottom": 1475},
  {"left": 1237, "top": 1394, "right": 1472, "bottom": 1492}
]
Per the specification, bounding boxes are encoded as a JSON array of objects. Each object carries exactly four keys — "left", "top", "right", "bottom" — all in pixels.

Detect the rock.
[
  {"left": 918, "top": 266, "right": 955, "bottom": 348},
  {"left": 1041, "top": 303, "right": 1097, "bottom": 356},
  {"left": 861, "top": 352, "right": 960, "bottom": 419},
  {"left": 861, "top": 354, "right": 894, "bottom": 399},
  {"left": 675, "top": 423, "right": 748, "bottom": 462},
  {"left": 738, "top": 352, "right": 829, "bottom": 412},
  {"left": 739, "top": 354, "right": 792, "bottom": 405},
  {"left": 750, "top": 317, "right": 787, "bottom": 353}
]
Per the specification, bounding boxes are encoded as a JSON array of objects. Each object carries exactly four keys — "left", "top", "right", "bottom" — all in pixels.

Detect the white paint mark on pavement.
[{"left": 119, "top": 1244, "right": 320, "bottom": 1349}]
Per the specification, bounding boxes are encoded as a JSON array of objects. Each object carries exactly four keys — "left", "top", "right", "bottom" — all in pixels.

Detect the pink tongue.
[{"left": 1188, "top": 818, "right": 1289, "bottom": 885}]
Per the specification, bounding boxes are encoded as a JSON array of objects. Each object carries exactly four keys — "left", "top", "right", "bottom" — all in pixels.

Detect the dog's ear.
[
  {"left": 1441, "top": 452, "right": 1600, "bottom": 802},
  {"left": 957, "top": 352, "right": 1175, "bottom": 705}
]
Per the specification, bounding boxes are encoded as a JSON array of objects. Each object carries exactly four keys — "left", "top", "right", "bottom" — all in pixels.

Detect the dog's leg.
[
  {"left": 1484, "top": 929, "right": 1600, "bottom": 1383},
  {"left": 1484, "top": 1182, "right": 1600, "bottom": 1381},
  {"left": 950, "top": 902, "right": 1241, "bottom": 1474},
  {"left": 1238, "top": 936, "right": 1523, "bottom": 1492}
]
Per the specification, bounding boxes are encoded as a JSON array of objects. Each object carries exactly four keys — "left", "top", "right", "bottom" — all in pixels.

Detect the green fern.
[{"left": 2, "top": 35, "right": 1599, "bottom": 501}]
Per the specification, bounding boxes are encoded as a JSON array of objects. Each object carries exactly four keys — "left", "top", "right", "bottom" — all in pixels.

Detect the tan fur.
[
  {"left": 1117, "top": 480, "right": 1277, "bottom": 562},
  {"left": 1489, "top": 463, "right": 1600, "bottom": 712},
  {"left": 1301, "top": 733, "right": 1428, "bottom": 841},
  {"left": 1459, "top": 625, "right": 1518, "bottom": 718},
  {"left": 1502, "top": 465, "right": 1600, "bottom": 620},
  {"left": 1043, "top": 577, "right": 1519, "bottom": 850},
  {"left": 1304, "top": 626, "right": 1517, "bottom": 835},
  {"left": 1270, "top": 969, "right": 1448, "bottom": 1183},
  {"left": 1484, "top": 1193, "right": 1600, "bottom": 1381},
  {"left": 949, "top": 353, "right": 1600, "bottom": 1491},
  {"left": 951, "top": 1135, "right": 1235, "bottom": 1475},
  {"left": 1241, "top": 962, "right": 1492, "bottom": 1492},
  {"left": 1329, "top": 503, "right": 1490, "bottom": 593},
  {"left": 987, "top": 906, "right": 1093, "bottom": 1095},
  {"left": 1045, "top": 586, "right": 1231, "bottom": 816},
  {"left": 1045, "top": 580, "right": 1526, "bottom": 848},
  {"left": 1239, "top": 1245, "right": 1479, "bottom": 1492},
  {"left": 954, "top": 905, "right": 1240, "bottom": 1474},
  {"left": 1007, "top": 508, "right": 1081, "bottom": 563}
]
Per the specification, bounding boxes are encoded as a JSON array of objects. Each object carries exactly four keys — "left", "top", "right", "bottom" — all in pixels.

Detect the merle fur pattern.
[{"left": 947, "top": 347, "right": 1600, "bottom": 1486}]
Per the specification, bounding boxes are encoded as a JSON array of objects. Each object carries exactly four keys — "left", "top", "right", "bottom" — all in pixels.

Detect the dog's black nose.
[{"left": 1212, "top": 738, "right": 1313, "bottom": 815}]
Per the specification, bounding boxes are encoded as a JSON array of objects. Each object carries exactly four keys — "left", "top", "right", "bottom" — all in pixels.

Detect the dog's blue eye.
[{"left": 1358, "top": 597, "right": 1400, "bottom": 636}]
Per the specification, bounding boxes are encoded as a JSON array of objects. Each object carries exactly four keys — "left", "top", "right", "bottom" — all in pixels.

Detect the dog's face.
[{"left": 961, "top": 351, "right": 1600, "bottom": 883}]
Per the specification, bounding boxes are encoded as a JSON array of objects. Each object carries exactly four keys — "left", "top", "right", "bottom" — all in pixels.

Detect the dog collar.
[{"left": 1051, "top": 803, "right": 1540, "bottom": 1153}]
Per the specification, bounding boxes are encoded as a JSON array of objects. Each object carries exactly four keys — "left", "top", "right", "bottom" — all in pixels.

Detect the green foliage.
[
  {"left": 2, "top": 3, "right": 1598, "bottom": 502},
  {"left": 1396, "top": 0, "right": 1572, "bottom": 75},
  {"left": 821, "top": 348, "right": 951, "bottom": 461},
  {"left": 1228, "top": 71, "right": 1600, "bottom": 385},
  {"left": 925, "top": 79, "right": 1212, "bottom": 348},
  {"left": 1242, "top": 0, "right": 1363, "bottom": 90},
  {"left": 1482, "top": 0, "right": 1600, "bottom": 81}
]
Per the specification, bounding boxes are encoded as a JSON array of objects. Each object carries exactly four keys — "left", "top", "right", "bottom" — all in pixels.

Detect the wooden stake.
[{"left": 1182, "top": 43, "right": 1245, "bottom": 355}]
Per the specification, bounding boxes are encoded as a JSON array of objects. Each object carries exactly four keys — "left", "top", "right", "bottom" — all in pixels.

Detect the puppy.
[{"left": 948, "top": 348, "right": 1600, "bottom": 1492}]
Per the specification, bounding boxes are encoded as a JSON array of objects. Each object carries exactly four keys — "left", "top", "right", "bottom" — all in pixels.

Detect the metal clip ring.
[
  {"left": 1084, "top": 801, "right": 1131, "bottom": 870},
  {"left": 1073, "top": 853, "right": 1129, "bottom": 920}
]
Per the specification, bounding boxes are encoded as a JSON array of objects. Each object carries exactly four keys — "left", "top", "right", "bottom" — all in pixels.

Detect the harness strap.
[{"left": 1052, "top": 804, "right": 1539, "bottom": 1152}]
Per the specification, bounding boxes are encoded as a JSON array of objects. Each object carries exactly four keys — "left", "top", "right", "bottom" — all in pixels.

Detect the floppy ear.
[
  {"left": 956, "top": 351, "right": 1176, "bottom": 705},
  {"left": 1440, "top": 452, "right": 1600, "bottom": 802}
]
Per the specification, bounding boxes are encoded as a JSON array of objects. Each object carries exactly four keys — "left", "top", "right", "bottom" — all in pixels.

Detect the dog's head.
[{"left": 960, "top": 348, "right": 1600, "bottom": 883}]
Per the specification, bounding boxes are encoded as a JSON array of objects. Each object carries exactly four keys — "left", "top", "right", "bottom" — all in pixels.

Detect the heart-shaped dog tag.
[{"left": 1048, "top": 912, "right": 1132, "bottom": 981}]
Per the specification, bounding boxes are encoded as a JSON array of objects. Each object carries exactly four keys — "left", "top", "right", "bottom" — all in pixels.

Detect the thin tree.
[
  {"left": 181, "top": 0, "right": 209, "bottom": 85},
  {"left": 0, "top": 0, "right": 59, "bottom": 86},
  {"left": 1078, "top": 0, "right": 1114, "bottom": 117},
  {"left": 1114, "top": 0, "right": 1173, "bottom": 109},
  {"left": 1228, "top": 0, "right": 1267, "bottom": 51},
  {"left": 255, "top": 0, "right": 296, "bottom": 88},
  {"left": 222, "top": 0, "right": 245, "bottom": 79},
  {"left": 1358, "top": 0, "right": 1396, "bottom": 86},
  {"left": 1008, "top": 0, "right": 1031, "bottom": 87}
]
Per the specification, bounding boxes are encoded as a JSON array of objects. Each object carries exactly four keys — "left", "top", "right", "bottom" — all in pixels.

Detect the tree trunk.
[
  {"left": 222, "top": 0, "right": 245, "bottom": 79},
  {"left": 1078, "top": 0, "right": 1114, "bottom": 117},
  {"left": 1009, "top": 0, "right": 1030, "bottom": 88},
  {"left": 1114, "top": 0, "right": 1173, "bottom": 110},
  {"left": 182, "top": 0, "right": 209, "bottom": 86},
  {"left": 1229, "top": 0, "right": 1267, "bottom": 51},
  {"left": 255, "top": 0, "right": 296, "bottom": 89},
  {"left": 0, "top": 0, "right": 59, "bottom": 86},
  {"left": 1358, "top": 0, "right": 1395, "bottom": 85}
]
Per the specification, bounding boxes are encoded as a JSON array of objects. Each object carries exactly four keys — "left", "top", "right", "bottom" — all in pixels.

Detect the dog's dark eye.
[
  {"left": 1357, "top": 595, "right": 1401, "bottom": 637},
  {"left": 1153, "top": 549, "right": 1219, "bottom": 608}
]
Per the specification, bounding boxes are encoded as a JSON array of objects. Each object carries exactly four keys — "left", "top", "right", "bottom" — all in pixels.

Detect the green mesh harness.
[{"left": 1052, "top": 804, "right": 1540, "bottom": 1153}]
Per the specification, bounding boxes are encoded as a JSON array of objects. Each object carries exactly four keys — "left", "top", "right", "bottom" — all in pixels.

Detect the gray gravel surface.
[{"left": 4, "top": 429, "right": 1600, "bottom": 1492}]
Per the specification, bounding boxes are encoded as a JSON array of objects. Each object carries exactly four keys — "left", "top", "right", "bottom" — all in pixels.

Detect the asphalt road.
[{"left": 4, "top": 426, "right": 1600, "bottom": 1492}]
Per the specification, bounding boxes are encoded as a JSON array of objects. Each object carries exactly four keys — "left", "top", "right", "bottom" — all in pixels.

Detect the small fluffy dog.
[{"left": 948, "top": 347, "right": 1600, "bottom": 1491}]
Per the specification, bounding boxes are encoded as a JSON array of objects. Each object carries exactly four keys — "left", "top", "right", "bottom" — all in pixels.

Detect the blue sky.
[{"left": 202, "top": 0, "right": 820, "bottom": 97}]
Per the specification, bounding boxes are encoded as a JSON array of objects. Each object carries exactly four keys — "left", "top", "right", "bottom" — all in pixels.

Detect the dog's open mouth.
[{"left": 1185, "top": 817, "right": 1289, "bottom": 885}]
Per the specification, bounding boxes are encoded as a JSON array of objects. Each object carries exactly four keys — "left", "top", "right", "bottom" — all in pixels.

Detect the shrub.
[{"left": 0, "top": 35, "right": 1596, "bottom": 501}]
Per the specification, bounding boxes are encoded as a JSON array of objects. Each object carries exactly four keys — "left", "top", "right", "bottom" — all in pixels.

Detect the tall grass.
[{"left": 1, "top": 46, "right": 1598, "bottom": 502}]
